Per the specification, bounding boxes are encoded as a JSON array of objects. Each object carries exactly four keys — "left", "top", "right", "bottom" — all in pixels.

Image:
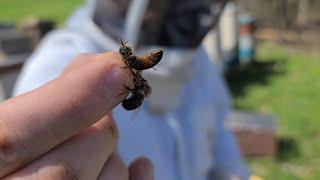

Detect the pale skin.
[{"left": 0, "top": 52, "right": 154, "bottom": 180}]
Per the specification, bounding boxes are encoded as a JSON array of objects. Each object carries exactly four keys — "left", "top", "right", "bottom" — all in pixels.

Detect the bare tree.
[{"left": 296, "top": 0, "right": 311, "bottom": 26}]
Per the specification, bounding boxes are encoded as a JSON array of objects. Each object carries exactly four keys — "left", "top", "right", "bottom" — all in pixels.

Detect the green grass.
[
  {"left": 1, "top": 1, "right": 320, "bottom": 179},
  {"left": 0, "top": 0, "right": 83, "bottom": 25},
  {"left": 228, "top": 43, "right": 320, "bottom": 179}
]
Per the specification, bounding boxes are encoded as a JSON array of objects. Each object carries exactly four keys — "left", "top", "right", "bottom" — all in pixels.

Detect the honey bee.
[
  {"left": 122, "top": 73, "right": 151, "bottom": 110},
  {"left": 119, "top": 40, "right": 163, "bottom": 70},
  {"left": 119, "top": 40, "right": 163, "bottom": 111}
]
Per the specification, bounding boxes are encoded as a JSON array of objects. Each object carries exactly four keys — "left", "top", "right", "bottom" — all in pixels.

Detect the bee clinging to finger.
[
  {"left": 122, "top": 73, "right": 151, "bottom": 111},
  {"left": 119, "top": 39, "right": 163, "bottom": 111},
  {"left": 119, "top": 40, "right": 163, "bottom": 71}
]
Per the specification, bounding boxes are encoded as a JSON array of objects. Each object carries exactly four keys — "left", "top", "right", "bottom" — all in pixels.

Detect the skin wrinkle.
[
  {"left": 48, "top": 160, "right": 79, "bottom": 180},
  {"left": 18, "top": 81, "right": 70, "bottom": 157},
  {"left": 26, "top": 81, "right": 65, "bottom": 149},
  {"left": 11, "top": 95, "right": 49, "bottom": 161},
  {"left": 38, "top": 76, "right": 96, "bottom": 146},
  {"left": 0, "top": 112, "right": 28, "bottom": 172},
  {"left": 93, "top": 115, "right": 119, "bottom": 140},
  {"left": 50, "top": 83, "right": 80, "bottom": 143},
  {"left": 9, "top": 122, "right": 34, "bottom": 167},
  {"left": 0, "top": 113, "right": 9, "bottom": 168},
  {"left": 30, "top": 160, "right": 79, "bottom": 180},
  {"left": 31, "top": 118, "right": 62, "bottom": 155},
  {"left": 0, "top": 132, "right": 10, "bottom": 169},
  {"left": 53, "top": 78, "right": 89, "bottom": 132},
  {"left": 67, "top": 97, "right": 87, "bottom": 133},
  {"left": 5, "top": 92, "right": 54, "bottom": 162}
]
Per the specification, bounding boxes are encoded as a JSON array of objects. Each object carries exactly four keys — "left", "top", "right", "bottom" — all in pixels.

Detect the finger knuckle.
[
  {"left": 47, "top": 161, "right": 79, "bottom": 180},
  {"left": 95, "top": 117, "right": 119, "bottom": 142},
  {"left": 67, "top": 97, "right": 86, "bottom": 126},
  {"left": 0, "top": 133, "right": 20, "bottom": 171},
  {"left": 0, "top": 113, "right": 28, "bottom": 174}
]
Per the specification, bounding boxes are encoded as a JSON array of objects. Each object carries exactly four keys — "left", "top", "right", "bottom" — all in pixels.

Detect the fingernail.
[{"left": 104, "top": 64, "right": 132, "bottom": 95}]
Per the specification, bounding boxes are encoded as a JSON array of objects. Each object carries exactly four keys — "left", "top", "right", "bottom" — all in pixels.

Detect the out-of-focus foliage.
[
  {"left": 1, "top": 1, "right": 320, "bottom": 179},
  {"left": 235, "top": 0, "right": 320, "bottom": 29},
  {"left": 229, "top": 43, "right": 320, "bottom": 179},
  {"left": 0, "top": 0, "right": 83, "bottom": 25}
]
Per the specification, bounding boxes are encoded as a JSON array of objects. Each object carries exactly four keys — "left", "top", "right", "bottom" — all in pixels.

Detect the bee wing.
[{"left": 130, "top": 107, "right": 141, "bottom": 121}]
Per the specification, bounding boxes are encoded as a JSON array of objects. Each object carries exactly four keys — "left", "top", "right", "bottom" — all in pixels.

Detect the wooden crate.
[{"left": 226, "top": 110, "right": 277, "bottom": 156}]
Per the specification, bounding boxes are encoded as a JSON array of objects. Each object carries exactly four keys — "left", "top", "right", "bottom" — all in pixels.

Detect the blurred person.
[
  {"left": 14, "top": 0, "right": 250, "bottom": 179},
  {"left": 0, "top": 52, "right": 153, "bottom": 179}
]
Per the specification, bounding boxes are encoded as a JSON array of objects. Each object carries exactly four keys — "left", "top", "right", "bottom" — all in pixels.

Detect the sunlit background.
[{"left": 0, "top": 0, "right": 319, "bottom": 179}]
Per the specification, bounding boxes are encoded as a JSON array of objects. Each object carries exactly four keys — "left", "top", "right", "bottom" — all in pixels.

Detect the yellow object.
[{"left": 250, "top": 175, "right": 263, "bottom": 180}]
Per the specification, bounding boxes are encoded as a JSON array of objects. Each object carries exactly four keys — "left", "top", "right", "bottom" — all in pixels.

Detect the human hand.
[{"left": 0, "top": 52, "right": 153, "bottom": 180}]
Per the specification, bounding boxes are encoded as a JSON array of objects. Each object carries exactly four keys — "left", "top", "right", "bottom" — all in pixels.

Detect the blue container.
[{"left": 238, "top": 15, "right": 256, "bottom": 64}]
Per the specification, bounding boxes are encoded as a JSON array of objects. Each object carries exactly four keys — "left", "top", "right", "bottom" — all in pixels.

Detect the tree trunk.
[{"left": 297, "top": 0, "right": 311, "bottom": 26}]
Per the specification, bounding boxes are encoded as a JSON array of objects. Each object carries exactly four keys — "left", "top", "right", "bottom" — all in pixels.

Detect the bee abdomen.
[
  {"left": 134, "top": 50, "right": 163, "bottom": 70},
  {"left": 122, "top": 93, "right": 145, "bottom": 111}
]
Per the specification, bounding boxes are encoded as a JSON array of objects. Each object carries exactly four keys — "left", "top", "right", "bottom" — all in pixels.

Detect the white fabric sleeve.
[
  {"left": 212, "top": 121, "right": 251, "bottom": 179},
  {"left": 13, "top": 30, "right": 95, "bottom": 96},
  {"left": 203, "top": 48, "right": 250, "bottom": 179}
]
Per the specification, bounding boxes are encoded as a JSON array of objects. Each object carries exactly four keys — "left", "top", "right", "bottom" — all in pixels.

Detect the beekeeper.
[{"left": 14, "top": 0, "right": 250, "bottom": 179}]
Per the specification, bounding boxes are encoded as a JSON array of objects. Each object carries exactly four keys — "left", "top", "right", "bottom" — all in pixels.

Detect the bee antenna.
[{"left": 118, "top": 37, "right": 125, "bottom": 46}]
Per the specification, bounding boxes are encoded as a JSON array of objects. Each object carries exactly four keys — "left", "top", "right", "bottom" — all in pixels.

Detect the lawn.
[
  {"left": 0, "top": 0, "right": 83, "bottom": 25},
  {"left": 1, "top": 1, "right": 320, "bottom": 179},
  {"left": 228, "top": 43, "right": 320, "bottom": 179}
]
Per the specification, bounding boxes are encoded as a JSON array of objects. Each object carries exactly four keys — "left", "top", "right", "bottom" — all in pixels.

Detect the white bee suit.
[{"left": 13, "top": 1, "right": 250, "bottom": 179}]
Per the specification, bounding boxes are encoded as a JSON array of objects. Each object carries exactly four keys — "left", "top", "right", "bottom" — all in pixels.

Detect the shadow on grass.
[
  {"left": 245, "top": 137, "right": 300, "bottom": 162},
  {"left": 276, "top": 137, "right": 300, "bottom": 161},
  {"left": 226, "top": 59, "right": 286, "bottom": 98}
]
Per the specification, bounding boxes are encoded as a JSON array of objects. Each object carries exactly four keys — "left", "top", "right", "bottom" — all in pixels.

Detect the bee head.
[{"left": 119, "top": 40, "right": 133, "bottom": 58}]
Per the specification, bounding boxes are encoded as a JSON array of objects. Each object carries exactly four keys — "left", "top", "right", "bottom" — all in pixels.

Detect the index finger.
[{"left": 0, "top": 52, "right": 133, "bottom": 177}]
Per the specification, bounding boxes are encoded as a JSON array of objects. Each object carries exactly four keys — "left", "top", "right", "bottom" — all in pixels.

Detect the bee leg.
[
  {"left": 124, "top": 85, "right": 134, "bottom": 91},
  {"left": 133, "top": 72, "right": 147, "bottom": 82},
  {"left": 121, "top": 58, "right": 134, "bottom": 69},
  {"left": 128, "top": 56, "right": 138, "bottom": 69},
  {"left": 119, "top": 38, "right": 128, "bottom": 46},
  {"left": 123, "top": 59, "right": 132, "bottom": 67},
  {"left": 119, "top": 85, "right": 134, "bottom": 95},
  {"left": 121, "top": 66, "right": 129, "bottom": 69}
]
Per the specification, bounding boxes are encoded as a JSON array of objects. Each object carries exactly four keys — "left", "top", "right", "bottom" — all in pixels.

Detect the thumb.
[
  {"left": 0, "top": 52, "right": 133, "bottom": 177},
  {"left": 129, "top": 157, "right": 154, "bottom": 180}
]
